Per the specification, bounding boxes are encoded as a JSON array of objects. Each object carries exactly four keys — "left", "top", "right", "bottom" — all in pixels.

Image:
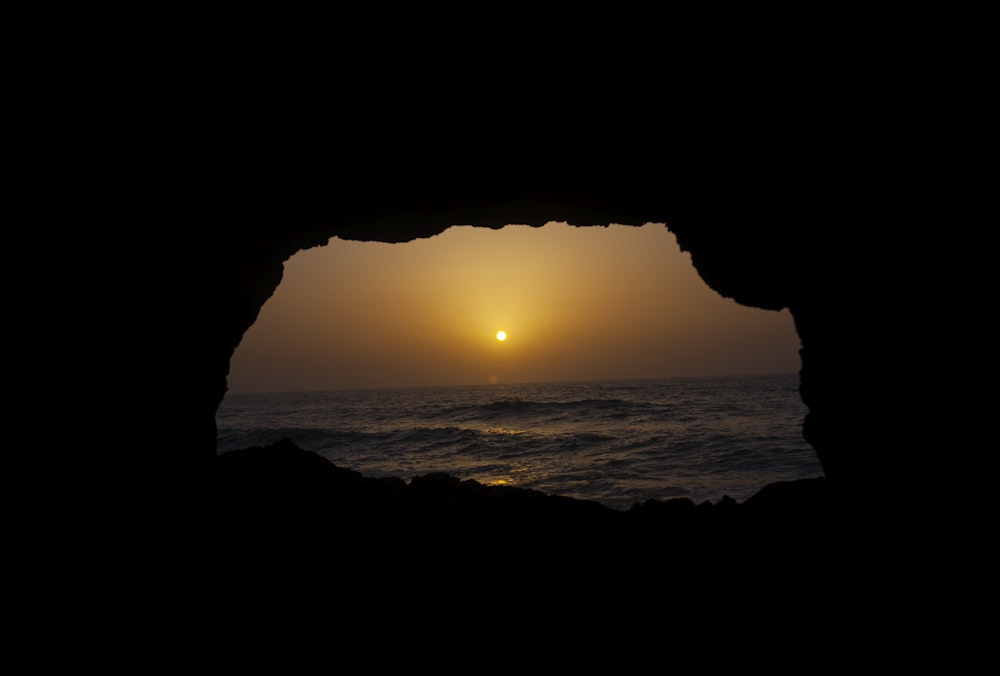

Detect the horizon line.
[{"left": 223, "top": 370, "right": 801, "bottom": 398}]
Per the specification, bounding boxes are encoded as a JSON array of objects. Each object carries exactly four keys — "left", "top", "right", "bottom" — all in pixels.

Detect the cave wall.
[{"left": 135, "top": 123, "right": 937, "bottom": 516}]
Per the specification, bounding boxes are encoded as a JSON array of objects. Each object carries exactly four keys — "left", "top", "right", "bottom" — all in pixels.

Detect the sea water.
[{"left": 215, "top": 372, "right": 824, "bottom": 511}]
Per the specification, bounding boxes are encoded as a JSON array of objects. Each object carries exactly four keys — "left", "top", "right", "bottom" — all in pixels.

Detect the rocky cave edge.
[{"left": 136, "top": 135, "right": 962, "bottom": 555}]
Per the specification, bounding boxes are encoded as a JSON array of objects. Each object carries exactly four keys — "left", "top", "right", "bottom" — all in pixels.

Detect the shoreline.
[{"left": 216, "top": 438, "right": 841, "bottom": 548}]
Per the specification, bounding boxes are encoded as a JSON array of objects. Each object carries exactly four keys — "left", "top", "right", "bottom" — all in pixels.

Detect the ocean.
[{"left": 215, "top": 372, "right": 824, "bottom": 512}]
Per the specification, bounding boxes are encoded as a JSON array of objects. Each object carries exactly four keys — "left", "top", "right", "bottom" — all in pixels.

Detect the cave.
[{"left": 122, "top": 117, "right": 965, "bottom": 567}]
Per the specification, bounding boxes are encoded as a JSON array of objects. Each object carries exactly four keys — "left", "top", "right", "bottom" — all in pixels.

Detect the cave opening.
[{"left": 216, "top": 222, "right": 823, "bottom": 510}]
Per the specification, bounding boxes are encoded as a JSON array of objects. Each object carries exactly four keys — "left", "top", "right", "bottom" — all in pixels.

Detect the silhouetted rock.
[{"left": 215, "top": 438, "right": 841, "bottom": 561}]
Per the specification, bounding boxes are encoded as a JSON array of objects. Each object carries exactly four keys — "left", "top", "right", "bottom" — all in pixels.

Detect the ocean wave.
[
  {"left": 215, "top": 427, "right": 329, "bottom": 453},
  {"left": 434, "top": 397, "right": 663, "bottom": 423},
  {"left": 214, "top": 374, "right": 823, "bottom": 510}
]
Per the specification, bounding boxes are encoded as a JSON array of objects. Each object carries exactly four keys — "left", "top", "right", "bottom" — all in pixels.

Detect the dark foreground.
[
  {"left": 216, "top": 438, "right": 851, "bottom": 560},
  {"left": 210, "top": 439, "right": 972, "bottom": 625}
]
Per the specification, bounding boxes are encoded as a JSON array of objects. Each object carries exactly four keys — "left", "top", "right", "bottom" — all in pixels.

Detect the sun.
[{"left": 495, "top": 330, "right": 507, "bottom": 341}]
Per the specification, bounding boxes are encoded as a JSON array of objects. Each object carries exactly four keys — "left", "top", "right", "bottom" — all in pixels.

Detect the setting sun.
[{"left": 224, "top": 222, "right": 805, "bottom": 392}]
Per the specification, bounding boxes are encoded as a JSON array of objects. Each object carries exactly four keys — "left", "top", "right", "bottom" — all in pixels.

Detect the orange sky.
[{"left": 225, "top": 223, "right": 802, "bottom": 393}]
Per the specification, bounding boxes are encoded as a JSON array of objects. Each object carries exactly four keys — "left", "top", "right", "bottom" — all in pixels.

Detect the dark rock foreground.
[
  {"left": 210, "top": 439, "right": 964, "bottom": 618},
  {"left": 216, "top": 438, "right": 848, "bottom": 562}
]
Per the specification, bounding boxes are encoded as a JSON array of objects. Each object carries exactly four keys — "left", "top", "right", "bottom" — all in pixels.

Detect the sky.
[{"left": 225, "top": 223, "right": 802, "bottom": 393}]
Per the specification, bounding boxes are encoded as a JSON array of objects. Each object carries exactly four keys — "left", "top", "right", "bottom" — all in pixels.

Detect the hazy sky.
[{"left": 226, "top": 223, "right": 802, "bottom": 393}]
